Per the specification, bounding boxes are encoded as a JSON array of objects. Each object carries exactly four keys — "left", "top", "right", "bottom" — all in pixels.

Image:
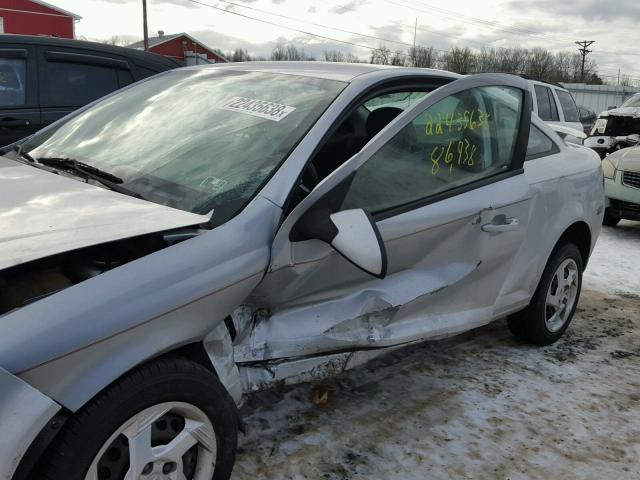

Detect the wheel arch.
[
  {"left": 17, "top": 338, "right": 242, "bottom": 480},
  {"left": 553, "top": 220, "right": 592, "bottom": 268}
]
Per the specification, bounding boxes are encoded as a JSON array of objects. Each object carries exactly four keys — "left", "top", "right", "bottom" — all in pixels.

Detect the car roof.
[
  {"left": 182, "top": 61, "right": 461, "bottom": 83},
  {"left": 0, "top": 34, "right": 183, "bottom": 69},
  {"left": 527, "top": 77, "right": 567, "bottom": 91}
]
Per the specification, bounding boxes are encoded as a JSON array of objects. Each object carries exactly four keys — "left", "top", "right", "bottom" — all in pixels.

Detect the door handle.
[
  {"left": 481, "top": 217, "right": 520, "bottom": 233},
  {"left": 0, "top": 118, "right": 30, "bottom": 128}
]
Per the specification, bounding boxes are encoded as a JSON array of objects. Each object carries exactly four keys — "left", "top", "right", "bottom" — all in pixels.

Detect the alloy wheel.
[{"left": 544, "top": 258, "right": 579, "bottom": 333}]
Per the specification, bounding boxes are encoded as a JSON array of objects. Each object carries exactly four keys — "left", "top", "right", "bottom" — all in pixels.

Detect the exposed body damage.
[
  {"left": 220, "top": 139, "right": 601, "bottom": 395},
  {"left": 0, "top": 156, "right": 210, "bottom": 272},
  {"left": 0, "top": 64, "right": 605, "bottom": 480},
  {"left": 2, "top": 193, "right": 280, "bottom": 410},
  {"left": 585, "top": 101, "right": 640, "bottom": 157}
]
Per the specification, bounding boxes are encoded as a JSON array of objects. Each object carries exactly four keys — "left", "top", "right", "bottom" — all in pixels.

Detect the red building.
[
  {"left": 128, "top": 32, "right": 227, "bottom": 65},
  {"left": 0, "top": 0, "right": 80, "bottom": 39}
]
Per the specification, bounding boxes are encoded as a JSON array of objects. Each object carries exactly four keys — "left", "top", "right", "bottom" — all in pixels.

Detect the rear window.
[
  {"left": 556, "top": 90, "right": 579, "bottom": 122},
  {"left": 534, "top": 85, "right": 559, "bottom": 122}
]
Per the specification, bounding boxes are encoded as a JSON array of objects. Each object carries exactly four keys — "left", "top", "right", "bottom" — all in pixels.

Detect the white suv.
[{"left": 528, "top": 79, "right": 583, "bottom": 132}]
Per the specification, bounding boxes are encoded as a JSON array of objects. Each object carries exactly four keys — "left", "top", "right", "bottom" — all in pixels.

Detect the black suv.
[{"left": 0, "top": 35, "right": 182, "bottom": 146}]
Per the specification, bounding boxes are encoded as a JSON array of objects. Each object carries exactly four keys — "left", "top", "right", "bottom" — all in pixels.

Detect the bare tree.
[
  {"left": 390, "top": 50, "right": 405, "bottom": 66},
  {"left": 323, "top": 49, "right": 345, "bottom": 62},
  {"left": 619, "top": 74, "right": 635, "bottom": 87},
  {"left": 270, "top": 44, "right": 315, "bottom": 61},
  {"left": 250, "top": 40, "right": 609, "bottom": 84},
  {"left": 270, "top": 44, "right": 287, "bottom": 61},
  {"left": 409, "top": 46, "right": 437, "bottom": 68},
  {"left": 526, "top": 47, "right": 555, "bottom": 79},
  {"left": 344, "top": 52, "right": 362, "bottom": 63},
  {"left": 474, "top": 48, "right": 497, "bottom": 72},
  {"left": 229, "top": 48, "right": 252, "bottom": 62},
  {"left": 499, "top": 48, "right": 527, "bottom": 74},
  {"left": 552, "top": 51, "right": 574, "bottom": 82},
  {"left": 286, "top": 45, "right": 304, "bottom": 61},
  {"left": 370, "top": 45, "right": 391, "bottom": 65},
  {"left": 442, "top": 46, "right": 475, "bottom": 73}
]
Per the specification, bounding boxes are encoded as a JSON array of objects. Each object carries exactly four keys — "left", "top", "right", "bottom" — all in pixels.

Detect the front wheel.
[
  {"left": 508, "top": 243, "right": 583, "bottom": 346},
  {"left": 39, "top": 358, "right": 238, "bottom": 480}
]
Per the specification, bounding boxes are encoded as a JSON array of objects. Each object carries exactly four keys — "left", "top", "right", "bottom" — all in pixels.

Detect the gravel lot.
[{"left": 232, "top": 221, "right": 640, "bottom": 480}]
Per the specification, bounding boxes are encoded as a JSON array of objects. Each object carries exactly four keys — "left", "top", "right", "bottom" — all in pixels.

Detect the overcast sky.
[{"left": 54, "top": 0, "right": 640, "bottom": 81}]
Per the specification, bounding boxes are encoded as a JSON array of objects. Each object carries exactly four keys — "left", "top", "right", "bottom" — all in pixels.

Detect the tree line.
[
  {"left": 95, "top": 36, "right": 611, "bottom": 86},
  {"left": 225, "top": 43, "right": 604, "bottom": 85}
]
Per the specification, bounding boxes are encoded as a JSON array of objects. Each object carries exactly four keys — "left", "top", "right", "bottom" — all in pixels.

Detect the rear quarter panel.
[{"left": 522, "top": 138, "right": 603, "bottom": 294}]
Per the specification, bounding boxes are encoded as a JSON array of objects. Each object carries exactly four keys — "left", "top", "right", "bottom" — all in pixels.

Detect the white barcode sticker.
[{"left": 219, "top": 96, "right": 296, "bottom": 122}]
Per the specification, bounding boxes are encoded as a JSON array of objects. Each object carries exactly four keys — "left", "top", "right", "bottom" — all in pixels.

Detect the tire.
[
  {"left": 508, "top": 243, "right": 583, "bottom": 346},
  {"left": 603, "top": 208, "right": 620, "bottom": 226},
  {"left": 38, "top": 357, "right": 238, "bottom": 480}
]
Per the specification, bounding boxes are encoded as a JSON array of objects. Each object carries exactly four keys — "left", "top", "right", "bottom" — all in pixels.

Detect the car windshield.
[
  {"left": 21, "top": 68, "right": 346, "bottom": 222},
  {"left": 621, "top": 94, "right": 640, "bottom": 108}
]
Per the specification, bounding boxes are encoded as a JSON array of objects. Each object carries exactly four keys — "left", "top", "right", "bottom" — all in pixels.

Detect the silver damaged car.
[{"left": 0, "top": 63, "right": 604, "bottom": 480}]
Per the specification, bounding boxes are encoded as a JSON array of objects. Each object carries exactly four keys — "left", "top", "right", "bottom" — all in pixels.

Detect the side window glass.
[
  {"left": 0, "top": 58, "right": 26, "bottom": 107},
  {"left": 526, "top": 125, "right": 557, "bottom": 160},
  {"left": 556, "top": 90, "right": 579, "bottom": 123},
  {"left": 342, "top": 86, "right": 523, "bottom": 214},
  {"left": 364, "top": 91, "right": 428, "bottom": 111},
  {"left": 42, "top": 61, "right": 119, "bottom": 107},
  {"left": 535, "top": 85, "right": 552, "bottom": 121}
]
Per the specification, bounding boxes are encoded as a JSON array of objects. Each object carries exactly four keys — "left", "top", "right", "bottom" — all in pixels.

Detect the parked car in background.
[
  {"left": 578, "top": 106, "right": 597, "bottom": 135},
  {"left": 0, "top": 35, "right": 181, "bottom": 146},
  {"left": 0, "top": 64, "right": 603, "bottom": 480},
  {"left": 527, "top": 78, "right": 583, "bottom": 132},
  {"left": 602, "top": 145, "right": 640, "bottom": 225},
  {"left": 585, "top": 93, "right": 640, "bottom": 158}
]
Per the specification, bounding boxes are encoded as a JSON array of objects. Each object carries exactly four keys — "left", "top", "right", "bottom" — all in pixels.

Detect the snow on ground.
[
  {"left": 584, "top": 221, "right": 640, "bottom": 296},
  {"left": 233, "top": 222, "right": 640, "bottom": 480}
]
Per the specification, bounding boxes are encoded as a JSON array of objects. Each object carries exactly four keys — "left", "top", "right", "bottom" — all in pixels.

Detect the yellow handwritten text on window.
[
  {"left": 430, "top": 139, "right": 477, "bottom": 176},
  {"left": 425, "top": 109, "right": 491, "bottom": 137}
]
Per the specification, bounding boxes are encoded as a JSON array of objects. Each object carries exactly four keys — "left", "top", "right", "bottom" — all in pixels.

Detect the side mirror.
[{"left": 291, "top": 208, "right": 388, "bottom": 278}]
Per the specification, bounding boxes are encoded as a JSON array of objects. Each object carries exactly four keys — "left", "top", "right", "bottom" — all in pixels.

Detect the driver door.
[{"left": 238, "top": 74, "right": 535, "bottom": 364}]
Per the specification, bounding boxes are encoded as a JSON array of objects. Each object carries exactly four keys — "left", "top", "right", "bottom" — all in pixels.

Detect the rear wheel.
[
  {"left": 508, "top": 243, "right": 583, "bottom": 345},
  {"left": 39, "top": 358, "right": 238, "bottom": 480},
  {"left": 603, "top": 207, "right": 620, "bottom": 226}
]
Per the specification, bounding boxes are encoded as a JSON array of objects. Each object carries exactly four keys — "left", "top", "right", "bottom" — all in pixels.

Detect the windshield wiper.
[
  {"left": 13, "top": 145, "right": 36, "bottom": 163},
  {"left": 36, "top": 157, "right": 146, "bottom": 200}
]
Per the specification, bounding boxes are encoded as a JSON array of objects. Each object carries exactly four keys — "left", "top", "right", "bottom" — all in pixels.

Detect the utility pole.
[
  {"left": 575, "top": 40, "right": 595, "bottom": 82},
  {"left": 412, "top": 18, "right": 417, "bottom": 67},
  {"left": 142, "top": 0, "right": 149, "bottom": 51}
]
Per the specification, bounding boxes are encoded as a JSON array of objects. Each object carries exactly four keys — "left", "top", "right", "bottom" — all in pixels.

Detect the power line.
[
  {"left": 180, "top": 0, "right": 640, "bottom": 78},
  {"left": 384, "top": 0, "right": 640, "bottom": 62},
  {"left": 182, "top": 0, "right": 404, "bottom": 54},
  {"left": 183, "top": 0, "right": 451, "bottom": 59},
  {"left": 386, "top": 0, "right": 575, "bottom": 45},
  {"left": 209, "top": 0, "right": 415, "bottom": 49}
]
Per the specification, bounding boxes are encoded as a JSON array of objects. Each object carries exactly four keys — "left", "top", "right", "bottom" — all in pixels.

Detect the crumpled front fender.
[{"left": 0, "top": 367, "right": 60, "bottom": 480}]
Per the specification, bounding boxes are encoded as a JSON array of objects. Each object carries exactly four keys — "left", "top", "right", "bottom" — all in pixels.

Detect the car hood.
[
  {"left": 600, "top": 107, "right": 640, "bottom": 118},
  {"left": 610, "top": 146, "right": 640, "bottom": 171},
  {"left": 0, "top": 157, "right": 210, "bottom": 271}
]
